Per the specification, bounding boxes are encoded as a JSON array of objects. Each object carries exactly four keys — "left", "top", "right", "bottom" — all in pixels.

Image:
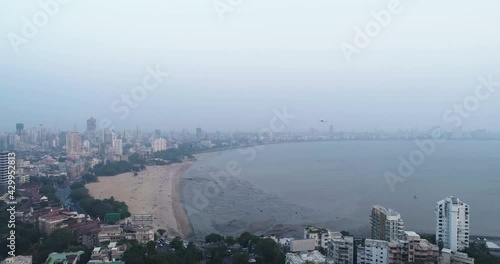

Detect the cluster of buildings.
[
  {"left": 3, "top": 118, "right": 500, "bottom": 197},
  {"left": 285, "top": 196, "right": 489, "bottom": 264}
]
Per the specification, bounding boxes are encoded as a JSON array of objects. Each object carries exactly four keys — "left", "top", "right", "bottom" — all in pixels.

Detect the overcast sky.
[{"left": 1, "top": 0, "right": 499, "bottom": 132}]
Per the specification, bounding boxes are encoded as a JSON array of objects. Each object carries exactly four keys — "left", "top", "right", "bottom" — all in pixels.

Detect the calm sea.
[{"left": 182, "top": 140, "right": 500, "bottom": 238}]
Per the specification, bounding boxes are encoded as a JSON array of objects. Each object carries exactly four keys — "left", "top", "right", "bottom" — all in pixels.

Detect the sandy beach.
[{"left": 87, "top": 162, "right": 194, "bottom": 238}]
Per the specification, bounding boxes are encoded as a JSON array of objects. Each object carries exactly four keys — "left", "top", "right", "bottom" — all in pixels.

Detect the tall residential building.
[
  {"left": 0, "top": 152, "right": 9, "bottom": 196},
  {"left": 370, "top": 205, "right": 405, "bottom": 242},
  {"left": 16, "top": 123, "right": 24, "bottom": 135},
  {"left": 357, "top": 239, "right": 389, "bottom": 264},
  {"left": 196, "top": 127, "right": 203, "bottom": 139},
  {"left": 66, "top": 132, "right": 82, "bottom": 155},
  {"left": 151, "top": 138, "right": 167, "bottom": 153},
  {"left": 87, "top": 117, "right": 97, "bottom": 132},
  {"left": 435, "top": 197, "right": 470, "bottom": 252},
  {"left": 154, "top": 129, "right": 162, "bottom": 139},
  {"left": 123, "top": 130, "right": 131, "bottom": 143},
  {"left": 112, "top": 139, "right": 123, "bottom": 155},
  {"left": 136, "top": 126, "right": 142, "bottom": 142}
]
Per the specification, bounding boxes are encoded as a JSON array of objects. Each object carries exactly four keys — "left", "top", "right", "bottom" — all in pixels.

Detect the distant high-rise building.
[
  {"left": 59, "top": 132, "right": 67, "bottom": 146},
  {"left": 87, "top": 117, "right": 97, "bottom": 132},
  {"left": 154, "top": 129, "right": 162, "bottom": 139},
  {"left": 112, "top": 139, "right": 123, "bottom": 155},
  {"left": 16, "top": 123, "right": 24, "bottom": 135},
  {"left": 0, "top": 134, "right": 6, "bottom": 150},
  {"left": 370, "top": 205, "right": 405, "bottom": 242},
  {"left": 66, "top": 132, "right": 82, "bottom": 155},
  {"left": 196, "top": 128, "right": 203, "bottom": 139},
  {"left": 436, "top": 197, "right": 470, "bottom": 252},
  {"left": 123, "top": 130, "right": 131, "bottom": 143},
  {"left": 104, "top": 131, "right": 116, "bottom": 144},
  {"left": 136, "top": 126, "right": 142, "bottom": 142},
  {"left": 151, "top": 138, "right": 167, "bottom": 153},
  {"left": 0, "top": 152, "right": 9, "bottom": 196}
]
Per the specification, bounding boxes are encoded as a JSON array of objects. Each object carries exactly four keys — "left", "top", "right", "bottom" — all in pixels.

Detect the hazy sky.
[{"left": 1, "top": 0, "right": 499, "bottom": 132}]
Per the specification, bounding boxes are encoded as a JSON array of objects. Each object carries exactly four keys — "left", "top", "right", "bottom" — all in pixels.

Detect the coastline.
[{"left": 87, "top": 161, "right": 195, "bottom": 238}]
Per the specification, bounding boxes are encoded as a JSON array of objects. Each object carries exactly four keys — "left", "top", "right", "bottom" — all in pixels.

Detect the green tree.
[
  {"left": 123, "top": 245, "right": 146, "bottom": 264},
  {"left": 225, "top": 236, "right": 236, "bottom": 246},
  {"left": 232, "top": 252, "right": 249, "bottom": 264},
  {"left": 157, "top": 228, "right": 167, "bottom": 237},
  {"left": 254, "top": 238, "right": 283, "bottom": 264},
  {"left": 238, "top": 232, "right": 260, "bottom": 248},
  {"left": 184, "top": 242, "right": 203, "bottom": 263},
  {"left": 205, "top": 233, "right": 225, "bottom": 244},
  {"left": 46, "top": 228, "right": 77, "bottom": 252}
]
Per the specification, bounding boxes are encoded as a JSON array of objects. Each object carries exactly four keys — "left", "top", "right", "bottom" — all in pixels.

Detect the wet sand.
[{"left": 87, "top": 162, "right": 194, "bottom": 237}]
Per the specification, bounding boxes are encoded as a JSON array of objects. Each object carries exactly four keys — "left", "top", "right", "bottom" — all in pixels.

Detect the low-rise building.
[
  {"left": 290, "top": 239, "right": 316, "bottom": 252},
  {"left": 304, "top": 226, "right": 338, "bottom": 248},
  {"left": 68, "top": 220, "right": 101, "bottom": 248},
  {"left": 98, "top": 224, "right": 154, "bottom": 244},
  {"left": 44, "top": 251, "right": 84, "bottom": 264},
  {"left": 440, "top": 249, "right": 474, "bottom": 264},
  {"left": 405, "top": 231, "right": 439, "bottom": 263},
  {"left": 38, "top": 210, "right": 81, "bottom": 234},
  {"left": 0, "top": 256, "right": 32, "bottom": 264},
  {"left": 285, "top": 250, "right": 331, "bottom": 264}
]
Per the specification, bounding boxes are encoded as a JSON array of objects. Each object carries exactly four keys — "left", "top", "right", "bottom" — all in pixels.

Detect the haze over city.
[
  {"left": 1, "top": 1, "right": 500, "bottom": 264},
  {"left": 1, "top": 0, "right": 500, "bottom": 131}
]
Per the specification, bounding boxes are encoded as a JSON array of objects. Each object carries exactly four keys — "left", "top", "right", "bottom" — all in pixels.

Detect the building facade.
[
  {"left": 304, "top": 226, "right": 338, "bottom": 248},
  {"left": 66, "top": 132, "right": 82, "bottom": 155},
  {"left": 435, "top": 197, "right": 470, "bottom": 252},
  {"left": 0, "top": 152, "right": 9, "bottom": 196},
  {"left": 327, "top": 236, "right": 355, "bottom": 264},
  {"left": 112, "top": 139, "right": 123, "bottom": 155},
  {"left": 151, "top": 138, "right": 167, "bottom": 153},
  {"left": 358, "top": 239, "right": 389, "bottom": 264},
  {"left": 370, "top": 205, "right": 405, "bottom": 242}
]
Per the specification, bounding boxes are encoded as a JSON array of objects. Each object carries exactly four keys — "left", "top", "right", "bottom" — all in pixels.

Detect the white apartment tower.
[
  {"left": 66, "top": 132, "right": 82, "bottom": 155},
  {"left": 112, "top": 139, "right": 123, "bottom": 155},
  {"left": 435, "top": 196, "right": 470, "bottom": 252},
  {"left": 370, "top": 205, "right": 405, "bottom": 242},
  {"left": 151, "top": 138, "right": 167, "bottom": 153}
]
